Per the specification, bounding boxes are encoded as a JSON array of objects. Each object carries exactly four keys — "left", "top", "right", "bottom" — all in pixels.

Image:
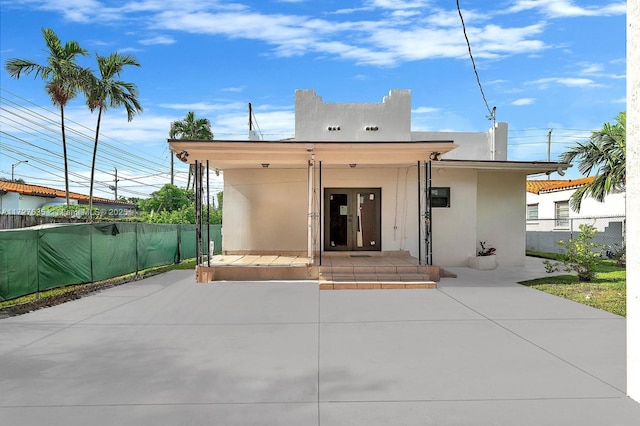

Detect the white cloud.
[
  {"left": 527, "top": 77, "right": 601, "bottom": 88},
  {"left": 5, "top": 1, "right": 559, "bottom": 67},
  {"left": 506, "top": 0, "right": 626, "bottom": 18},
  {"left": 139, "top": 35, "right": 176, "bottom": 45},
  {"left": 159, "top": 101, "right": 247, "bottom": 112},
  {"left": 370, "top": 0, "right": 427, "bottom": 10},
  {"left": 412, "top": 106, "right": 439, "bottom": 113},
  {"left": 512, "top": 98, "right": 535, "bottom": 106},
  {"left": 221, "top": 86, "right": 246, "bottom": 93}
]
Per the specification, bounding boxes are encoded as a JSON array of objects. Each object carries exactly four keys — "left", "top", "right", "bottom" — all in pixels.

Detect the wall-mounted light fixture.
[
  {"left": 365, "top": 126, "right": 379, "bottom": 131},
  {"left": 349, "top": 164, "right": 357, "bottom": 168},
  {"left": 215, "top": 168, "right": 220, "bottom": 176},
  {"left": 261, "top": 163, "right": 270, "bottom": 168},
  {"left": 176, "top": 151, "right": 189, "bottom": 162},
  {"left": 429, "top": 152, "right": 441, "bottom": 161}
]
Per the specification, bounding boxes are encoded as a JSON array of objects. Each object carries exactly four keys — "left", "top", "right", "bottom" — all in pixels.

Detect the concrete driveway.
[{"left": 1, "top": 257, "right": 639, "bottom": 425}]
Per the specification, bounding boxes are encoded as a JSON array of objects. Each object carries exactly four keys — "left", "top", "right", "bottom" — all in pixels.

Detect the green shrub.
[{"left": 543, "top": 224, "right": 605, "bottom": 282}]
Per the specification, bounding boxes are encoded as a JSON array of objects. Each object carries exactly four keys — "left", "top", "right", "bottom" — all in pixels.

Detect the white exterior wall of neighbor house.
[
  {"left": 0, "top": 192, "right": 76, "bottom": 214},
  {"left": 526, "top": 189, "right": 626, "bottom": 232},
  {"left": 223, "top": 168, "right": 309, "bottom": 254}
]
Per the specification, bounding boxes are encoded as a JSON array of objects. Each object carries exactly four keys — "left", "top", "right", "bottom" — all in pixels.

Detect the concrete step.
[
  {"left": 319, "top": 265, "right": 431, "bottom": 275},
  {"left": 319, "top": 280, "right": 437, "bottom": 290}
]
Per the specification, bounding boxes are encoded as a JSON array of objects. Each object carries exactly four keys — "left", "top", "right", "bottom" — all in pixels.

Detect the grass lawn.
[{"left": 521, "top": 252, "right": 626, "bottom": 317}]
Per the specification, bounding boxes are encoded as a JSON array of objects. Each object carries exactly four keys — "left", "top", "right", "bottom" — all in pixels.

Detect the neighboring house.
[
  {"left": 0, "top": 181, "right": 136, "bottom": 217},
  {"left": 169, "top": 89, "right": 566, "bottom": 271},
  {"left": 526, "top": 178, "right": 626, "bottom": 253}
]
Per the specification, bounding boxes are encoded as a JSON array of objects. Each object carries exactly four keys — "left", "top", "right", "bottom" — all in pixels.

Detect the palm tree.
[
  {"left": 169, "top": 111, "right": 214, "bottom": 190},
  {"left": 85, "top": 52, "right": 142, "bottom": 220},
  {"left": 5, "top": 28, "right": 89, "bottom": 208},
  {"left": 559, "top": 112, "right": 626, "bottom": 212}
]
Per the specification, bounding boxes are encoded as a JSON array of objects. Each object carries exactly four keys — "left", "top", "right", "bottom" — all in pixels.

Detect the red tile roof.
[
  {"left": 526, "top": 177, "right": 596, "bottom": 194},
  {"left": 0, "top": 181, "right": 135, "bottom": 206}
]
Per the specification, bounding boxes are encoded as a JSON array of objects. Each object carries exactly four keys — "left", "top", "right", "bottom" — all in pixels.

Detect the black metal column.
[
  {"left": 206, "top": 160, "right": 211, "bottom": 267},
  {"left": 417, "top": 161, "right": 421, "bottom": 265},
  {"left": 195, "top": 160, "right": 203, "bottom": 265},
  {"left": 426, "top": 161, "right": 433, "bottom": 265},
  {"left": 319, "top": 160, "right": 322, "bottom": 266}
]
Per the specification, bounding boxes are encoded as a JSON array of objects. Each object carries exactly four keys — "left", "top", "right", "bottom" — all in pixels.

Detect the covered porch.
[
  {"left": 195, "top": 251, "right": 445, "bottom": 288},
  {"left": 169, "top": 140, "right": 456, "bottom": 282}
]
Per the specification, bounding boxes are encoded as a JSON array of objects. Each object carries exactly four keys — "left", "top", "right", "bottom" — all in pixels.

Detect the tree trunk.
[
  {"left": 60, "top": 105, "right": 70, "bottom": 212},
  {"left": 89, "top": 106, "right": 103, "bottom": 221}
]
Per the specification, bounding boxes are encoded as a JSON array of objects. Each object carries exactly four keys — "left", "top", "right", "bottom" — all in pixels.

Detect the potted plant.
[{"left": 468, "top": 241, "right": 498, "bottom": 270}]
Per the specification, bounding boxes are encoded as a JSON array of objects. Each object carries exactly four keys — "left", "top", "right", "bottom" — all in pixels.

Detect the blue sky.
[{"left": 0, "top": 0, "right": 627, "bottom": 199}]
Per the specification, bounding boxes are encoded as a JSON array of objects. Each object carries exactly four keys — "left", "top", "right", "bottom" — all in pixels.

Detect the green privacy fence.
[{"left": 0, "top": 222, "right": 222, "bottom": 301}]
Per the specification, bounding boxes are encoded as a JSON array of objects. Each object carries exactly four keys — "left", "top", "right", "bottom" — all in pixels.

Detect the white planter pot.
[{"left": 468, "top": 255, "right": 498, "bottom": 270}]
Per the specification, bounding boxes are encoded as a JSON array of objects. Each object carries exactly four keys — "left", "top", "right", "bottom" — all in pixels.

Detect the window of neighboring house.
[
  {"left": 527, "top": 203, "right": 539, "bottom": 220},
  {"left": 430, "top": 187, "right": 450, "bottom": 208},
  {"left": 555, "top": 200, "right": 569, "bottom": 228}
]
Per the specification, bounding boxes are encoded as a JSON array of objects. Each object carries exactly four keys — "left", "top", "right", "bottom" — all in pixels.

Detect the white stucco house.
[
  {"left": 169, "top": 89, "right": 567, "bottom": 280},
  {"left": 525, "top": 177, "right": 626, "bottom": 253}
]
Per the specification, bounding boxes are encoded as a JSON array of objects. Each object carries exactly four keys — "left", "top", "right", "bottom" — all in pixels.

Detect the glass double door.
[{"left": 324, "top": 188, "right": 381, "bottom": 251}]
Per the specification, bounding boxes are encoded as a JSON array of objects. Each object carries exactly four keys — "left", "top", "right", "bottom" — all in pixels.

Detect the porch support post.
[
  {"left": 417, "top": 161, "right": 422, "bottom": 265},
  {"left": 319, "top": 161, "right": 323, "bottom": 266},
  {"left": 195, "top": 160, "right": 202, "bottom": 265},
  {"left": 307, "top": 157, "right": 314, "bottom": 262},
  {"left": 426, "top": 160, "right": 433, "bottom": 265},
  {"left": 206, "top": 160, "right": 211, "bottom": 267}
]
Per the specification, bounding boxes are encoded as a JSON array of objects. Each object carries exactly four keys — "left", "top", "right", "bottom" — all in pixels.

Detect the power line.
[
  {"left": 0, "top": 90, "right": 177, "bottom": 180},
  {"left": 456, "top": 0, "right": 494, "bottom": 120}
]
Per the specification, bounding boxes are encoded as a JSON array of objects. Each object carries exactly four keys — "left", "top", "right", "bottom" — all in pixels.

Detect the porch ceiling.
[{"left": 168, "top": 139, "right": 457, "bottom": 169}]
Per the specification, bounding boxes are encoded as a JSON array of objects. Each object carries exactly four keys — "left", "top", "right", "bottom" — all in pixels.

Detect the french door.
[{"left": 324, "top": 188, "right": 381, "bottom": 251}]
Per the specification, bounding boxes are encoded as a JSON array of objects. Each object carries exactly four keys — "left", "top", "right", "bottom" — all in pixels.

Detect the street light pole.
[{"left": 11, "top": 160, "right": 28, "bottom": 181}]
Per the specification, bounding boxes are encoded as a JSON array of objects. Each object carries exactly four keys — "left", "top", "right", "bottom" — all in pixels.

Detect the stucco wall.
[
  {"left": 430, "top": 168, "right": 478, "bottom": 266},
  {"left": 527, "top": 189, "right": 625, "bottom": 226},
  {"left": 477, "top": 171, "right": 527, "bottom": 266},
  {"left": 295, "top": 89, "right": 411, "bottom": 142},
  {"left": 0, "top": 193, "right": 75, "bottom": 214},
  {"left": 412, "top": 122, "right": 508, "bottom": 161},
  {"left": 223, "top": 168, "right": 308, "bottom": 253}
]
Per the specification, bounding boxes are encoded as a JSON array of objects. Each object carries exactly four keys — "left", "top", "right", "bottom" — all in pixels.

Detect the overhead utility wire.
[
  {"left": 0, "top": 145, "right": 150, "bottom": 198},
  {"left": 1, "top": 132, "right": 172, "bottom": 193},
  {"left": 0, "top": 90, "right": 170, "bottom": 171},
  {"left": 0, "top": 100, "right": 172, "bottom": 177},
  {"left": 456, "top": 0, "right": 494, "bottom": 120},
  {"left": 1, "top": 88, "right": 168, "bottom": 164}
]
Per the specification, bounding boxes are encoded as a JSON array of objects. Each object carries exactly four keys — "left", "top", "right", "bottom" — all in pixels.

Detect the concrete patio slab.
[{"left": 1, "top": 258, "right": 638, "bottom": 425}]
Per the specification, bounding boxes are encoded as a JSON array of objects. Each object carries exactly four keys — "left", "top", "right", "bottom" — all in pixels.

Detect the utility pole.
[
  {"left": 114, "top": 168, "right": 119, "bottom": 200},
  {"left": 170, "top": 155, "right": 174, "bottom": 185},
  {"left": 547, "top": 129, "right": 553, "bottom": 180},
  {"left": 11, "top": 160, "right": 28, "bottom": 181}
]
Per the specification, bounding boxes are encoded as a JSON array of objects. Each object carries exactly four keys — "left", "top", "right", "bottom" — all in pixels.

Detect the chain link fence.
[{"left": 526, "top": 216, "right": 625, "bottom": 255}]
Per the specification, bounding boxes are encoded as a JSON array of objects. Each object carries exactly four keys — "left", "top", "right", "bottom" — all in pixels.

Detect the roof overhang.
[
  {"left": 168, "top": 139, "right": 458, "bottom": 169},
  {"left": 432, "top": 159, "right": 572, "bottom": 175}
]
